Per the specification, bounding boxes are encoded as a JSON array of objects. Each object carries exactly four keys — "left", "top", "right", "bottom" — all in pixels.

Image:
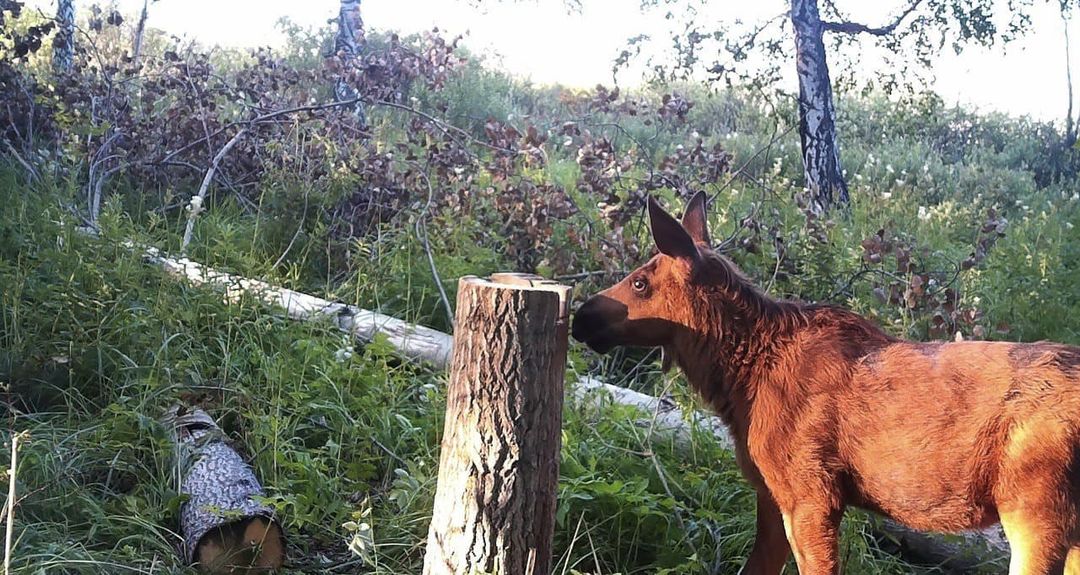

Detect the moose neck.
[{"left": 669, "top": 256, "right": 800, "bottom": 440}]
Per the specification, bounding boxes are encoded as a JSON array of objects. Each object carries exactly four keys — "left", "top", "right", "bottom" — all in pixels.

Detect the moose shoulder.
[{"left": 572, "top": 191, "right": 1080, "bottom": 575}]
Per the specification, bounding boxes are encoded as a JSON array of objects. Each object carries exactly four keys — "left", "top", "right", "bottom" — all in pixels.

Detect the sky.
[{"left": 21, "top": 0, "right": 1078, "bottom": 122}]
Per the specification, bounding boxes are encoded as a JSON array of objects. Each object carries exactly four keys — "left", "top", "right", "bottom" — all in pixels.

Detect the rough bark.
[
  {"left": 53, "top": 0, "right": 75, "bottom": 73},
  {"left": 164, "top": 406, "right": 285, "bottom": 573},
  {"left": 333, "top": 0, "right": 367, "bottom": 124},
  {"left": 131, "top": 0, "right": 149, "bottom": 70},
  {"left": 790, "top": 0, "right": 849, "bottom": 212},
  {"left": 423, "top": 274, "right": 570, "bottom": 575}
]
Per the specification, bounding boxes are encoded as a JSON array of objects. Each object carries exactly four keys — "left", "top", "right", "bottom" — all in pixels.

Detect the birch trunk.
[
  {"left": 53, "top": 0, "right": 75, "bottom": 73},
  {"left": 131, "top": 0, "right": 149, "bottom": 70},
  {"left": 165, "top": 406, "right": 285, "bottom": 573},
  {"left": 423, "top": 275, "right": 570, "bottom": 575},
  {"left": 333, "top": 0, "right": 366, "bottom": 123},
  {"left": 790, "top": 0, "right": 849, "bottom": 212}
]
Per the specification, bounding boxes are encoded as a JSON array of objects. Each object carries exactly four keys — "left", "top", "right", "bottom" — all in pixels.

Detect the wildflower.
[
  {"left": 917, "top": 206, "right": 930, "bottom": 221},
  {"left": 881, "top": 192, "right": 891, "bottom": 200},
  {"left": 334, "top": 347, "right": 353, "bottom": 362},
  {"left": 1067, "top": 222, "right": 1075, "bottom": 230},
  {"left": 886, "top": 164, "right": 895, "bottom": 174}
]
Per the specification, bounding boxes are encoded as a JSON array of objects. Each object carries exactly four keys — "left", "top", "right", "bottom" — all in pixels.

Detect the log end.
[{"left": 194, "top": 516, "right": 285, "bottom": 573}]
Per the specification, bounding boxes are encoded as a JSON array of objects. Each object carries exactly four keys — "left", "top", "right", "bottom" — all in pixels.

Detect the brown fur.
[{"left": 571, "top": 192, "right": 1080, "bottom": 575}]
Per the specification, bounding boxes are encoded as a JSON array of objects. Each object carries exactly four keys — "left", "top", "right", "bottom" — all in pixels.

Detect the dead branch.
[
  {"left": 180, "top": 128, "right": 248, "bottom": 254},
  {"left": 821, "top": 0, "right": 926, "bottom": 36}
]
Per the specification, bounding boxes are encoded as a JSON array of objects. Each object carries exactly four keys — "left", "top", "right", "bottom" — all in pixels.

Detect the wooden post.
[{"left": 423, "top": 274, "right": 571, "bottom": 575}]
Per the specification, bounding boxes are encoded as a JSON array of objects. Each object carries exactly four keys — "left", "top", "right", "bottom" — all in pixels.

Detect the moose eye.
[{"left": 631, "top": 277, "right": 649, "bottom": 294}]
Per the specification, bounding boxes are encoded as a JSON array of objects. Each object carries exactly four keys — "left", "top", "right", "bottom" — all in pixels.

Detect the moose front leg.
[
  {"left": 738, "top": 490, "right": 791, "bottom": 575},
  {"left": 781, "top": 504, "right": 842, "bottom": 575}
]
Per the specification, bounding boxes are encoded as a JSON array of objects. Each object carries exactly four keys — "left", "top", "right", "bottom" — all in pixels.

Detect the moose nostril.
[{"left": 571, "top": 303, "right": 598, "bottom": 341}]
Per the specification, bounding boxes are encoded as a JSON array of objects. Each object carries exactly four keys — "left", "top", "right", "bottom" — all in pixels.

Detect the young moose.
[{"left": 572, "top": 191, "right": 1080, "bottom": 575}]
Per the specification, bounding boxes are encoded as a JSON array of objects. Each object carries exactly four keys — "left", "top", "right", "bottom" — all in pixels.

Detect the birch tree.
[
  {"left": 331, "top": 0, "right": 366, "bottom": 124},
  {"left": 52, "top": 0, "right": 74, "bottom": 73},
  {"left": 630, "top": 0, "right": 1067, "bottom": 212}
]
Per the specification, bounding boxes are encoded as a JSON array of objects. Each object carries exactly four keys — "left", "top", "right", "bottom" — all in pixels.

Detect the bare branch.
[
  {"left": 180, "top": 127, "right": 248, "bottom": 254},
  {"left": 2, "top": 140, "right": 39, "bottom": 183},
  {"left": 822, "top": 0, "right": 926, "bottom": 36}
]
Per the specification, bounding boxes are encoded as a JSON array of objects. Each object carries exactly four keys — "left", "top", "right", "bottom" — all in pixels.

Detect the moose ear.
[
  {"left": 648, "top": 196, "right": 698, "bottom": 260},
  {"left": 681, "top": 191, "right": 710, "bottom": 246}
]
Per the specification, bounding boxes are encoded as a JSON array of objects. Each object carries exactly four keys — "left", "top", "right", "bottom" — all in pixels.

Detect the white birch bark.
[
  {"left": 790, "top": 0, "right": 849, "bottom": 212},
  {"left": 333, "top": 0, "right": 366, "bottom": 123},
  {"left": 53, "top": 0, "right": 75, "bottom": 73}
]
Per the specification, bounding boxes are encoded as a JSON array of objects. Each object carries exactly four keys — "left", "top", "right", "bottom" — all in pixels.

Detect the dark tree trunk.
[
  {"left": 1063, "top": 8, "right": 1077, "bottom": 150},
  {"left": 53, "top": 0, "right": 75, "bottom": 73},
  {"left": 790, "top": 0, "right": 849, "bottom": 212},
  {"left": 423, "top": 274, "right": 569, "bottom": 575},
  {"left": 131, "top": 0, "right": 149, "bottom": 70}
]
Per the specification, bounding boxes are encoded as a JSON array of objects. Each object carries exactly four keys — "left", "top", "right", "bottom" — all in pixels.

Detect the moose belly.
[
  {"left": 839, "top": 343, "right": 1015, "bottom": 532},
  {"left": 845, "top": 442, "right": 1000, "bottom": 532}
]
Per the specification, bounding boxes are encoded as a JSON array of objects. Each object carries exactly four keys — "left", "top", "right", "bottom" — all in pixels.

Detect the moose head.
[{"left": 571, "top": 191, "right": 718, "bottom": 360}]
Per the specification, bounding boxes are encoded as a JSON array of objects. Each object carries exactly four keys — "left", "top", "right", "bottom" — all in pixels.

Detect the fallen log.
[
  {"left": 164, "top": 405, "right": 285, "bottom": 573},
  {"left": 128, "top": 243, "right": 1009, "bottom": 571},
  {"left": 139, "top": 245, "right": 452, "bottom": 368}
]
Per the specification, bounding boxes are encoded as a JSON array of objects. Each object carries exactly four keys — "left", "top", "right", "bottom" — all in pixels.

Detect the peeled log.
[
  {"left": 165, "top": 406, "right": 285, "bottom": 573},
  {"left": 138, "top": 244, "right": 452, "bottom": 368},
  {"left": 423, "top": 274, "right": 570, "bottom": 575}
]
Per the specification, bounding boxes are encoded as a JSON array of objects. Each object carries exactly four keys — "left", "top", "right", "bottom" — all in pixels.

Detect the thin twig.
[
  {"left": 4, "top": 429, "right": 26, "bottom": 575},
  {"left": 180, "top": 128, "right": 248, "bottom": 253},
  {"left": 1, "top": 141, "right": 38, "bottom": 184},
  {"left": 413, "top": 168, "right": 455, "bottom": 330},
  {"left": 271, "top": 186, "right": 310, "bottom": 270}
]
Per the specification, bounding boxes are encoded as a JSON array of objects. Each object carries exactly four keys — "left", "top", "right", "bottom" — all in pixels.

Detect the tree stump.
[{"left": 423, "top": 274, "right": 571, "bottom": 575}]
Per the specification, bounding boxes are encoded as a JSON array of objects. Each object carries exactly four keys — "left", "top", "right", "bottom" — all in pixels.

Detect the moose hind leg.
[
  {"left": 1066, "top": 547, "right": 1080, "bottom": 575},
  {"left": 781, "top": 504, "right": 842, "bottom": 575},
  {"left": 738, "top": 490, "right": 791, "bottom": 575},
  {"left": 1000, "top": 510, "right": 1069, "bottom": 575},
  {"left": 999, "top": 422, "right": 1080, "bottom": 574}
]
